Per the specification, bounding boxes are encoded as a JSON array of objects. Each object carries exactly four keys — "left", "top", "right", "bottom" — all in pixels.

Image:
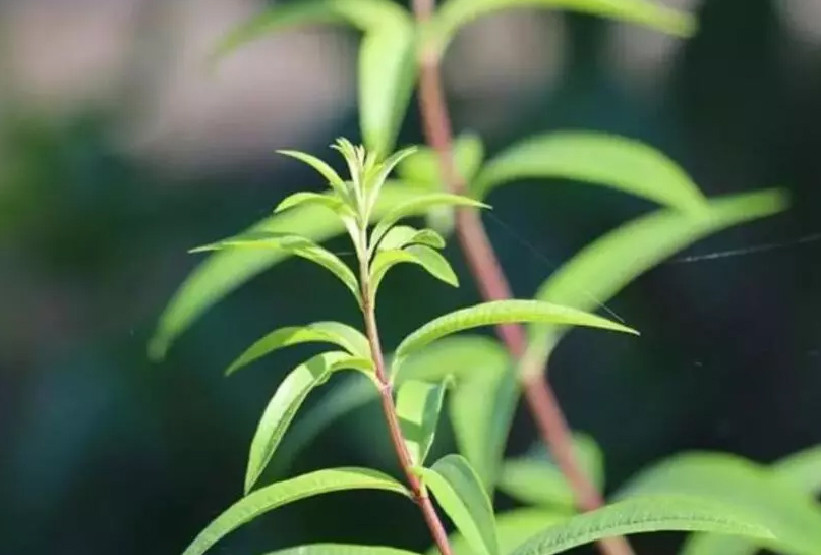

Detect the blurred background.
[{"left": 1, "top": 0, "right": 819, "bottom": 553}]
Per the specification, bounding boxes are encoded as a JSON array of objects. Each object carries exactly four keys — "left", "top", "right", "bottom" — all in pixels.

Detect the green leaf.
[
  {"left": 182, "top": 467, "right": 411, "bottom": 555},
  {"left": 245, "top": 352, "right": 375, "bottom": 494},
  {"left": 377, "top": 226, "right": 446, "bottom": 251},
  {"left": 190, "top": 231, "right": 361, "bottom": 303},
  {"left": 430, "top": 0, "right": 696, "bottom": 57},
  {"left": 276, "top": 151, "right": 349, "bottom": 199},
  {"left": 617, "top": 453, "right": 821, "bottom": 555},
  {"left": 394, "top": 299, "right": 638, "bottom": 374},
  {"left": 369, "top": 246, "right": 458, "bottom": 301},
  {"left": 396, "top": 379, "right": 452, "bottom": 466},
  {"left": 274, "top": 192, "right": 348, "bottom": 215},
  {"left": 226, "top": 322, "right": 370, "bottom": 376},
  {"left": 428, "top": 508, "right": 568, "bottom": 555},
  {"left": 149, "top": 184, "right": 431, "bottom": 361},
  {"left": 472, "top": 131, "right": 707, "bottom": 211},
  {"left": 371, "top": 193, "right": 488, "bottom": 248},
  {"left": 499, "top": 434, "right": 603, "bottom": 510},
  {"left": 508, "top": 495, "right": 772, "bottom": 555},
  {"left": 417, "top": 455, "right": 499, "bottom": 555},
  {"left": 261, "top": 545, "right": 422, "bottom": 555},
  {"left": 398, "top": 133, "right": 485, "bottom": 189},
  {"left": 523, "top": 189, "right": 788, "bottom": 371}
]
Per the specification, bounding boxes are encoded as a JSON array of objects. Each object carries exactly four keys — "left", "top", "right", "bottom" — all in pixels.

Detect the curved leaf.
[
  {"left": 276, "top": 151, "right": 349, "bottom": 199},
  {"left": 262, "top": 545, "right": 422, "bottom": 555},
  {"left": 417, "top": 455, "right": 499, "bottom": 555},
  {"left": 371, "top": 194, "right": 488, "bottom": 248},
  {"left": 149, "top": 184, "right": 426, "bottom": 360},
  {"left": 377, "top": 226, "right": 446, "bottom": 251},
  {"left": 396, "top": 378, "right": 452, "bottom": 466},
  {"left": 275, "top": 191, "right": 348, "bottom": 215},
  {"left": 617, "top": 453, "right": 821, "bottom": 555},
  {"left": 431, "top": 0, "right": 695, "bottom": 57},
  {"left": 190, "top": 231, "right": 360, "bottom": 302},
  {"left": 510, "top": 497, "right": 773, "bottom": 555},
  {"left": 226, "top": 322, "right": 370, "bottom": 376},
  {"left": 524, "top": 188, "right": 788, "bottom": 371},
  {"left": 245, "top": 351, "right": 375, "bottom": 494},
  {"left": 472, "top": 131, "right": 707, "bottom": 211},
  {"left": 182, "top": 467, "right": 411, "bottom": 555},
  {"left": 394, "top": 300, "right": 638, "bottom": 374},
  {"left": 499, "top": 434, "right": 603, "bottom": 510},
  {"left": 427, "top": 508, "right": 568, "bottom": 555},
  {"left": 398, "top": 133, "right": 485, "bottom": 189},
  {"left": 369, "top": 246, "right": 458, "bottom": 300}
]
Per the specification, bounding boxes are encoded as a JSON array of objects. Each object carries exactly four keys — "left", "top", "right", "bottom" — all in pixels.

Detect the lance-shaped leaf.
[
  {"left": 393, "top": 299, "right": 638, "bottom": 376},
  {"left": 262, "top": 545, "right": 422, "bottom": 555},
  {"left": 371, "top": 194, "right": 488, "bottom": 248},
  {"left": 499, "top": 434, "right": 603, "bottom": 510},
  {"left": 523, "top": 188, "right": 788, "bottom": 372},
  {"left": 430, "top": 0, "right": 696, "bottom": 58},
  {"left": 396, "top": 378, "right": 452, "bottom": 466},
  {"left": 245, "top": 352, "right": 375, "bottom": 494},
  {"left": 226, "top": 322, "right": 370, "bottom": 376},
  {"left": 427, "top": 508, "right": 569, "bottom": 555},
  {"left": 507, "top": 495, "right": 773, "bottom": 555},
  {"left": 191, "top": 231, "right": 360, "bottom": 302},
  {"left": 182, "top": 467, "right": 410, "bottom": 555},
  {"left": 416, "top": 455, "right": 499, "bottom": 555},
  {"left": 398, "top": 133, "right": 485, "bottom": 189},
  {"left": 149, "top": 184, "right": 430, "bottom": 361},
  {"left": 214, "top": 0, "right": 415, "bottom": 156},
  {"left": 377, "top": 226, "right": 446, "bottom": 252},
  {"left": 472, "top": 131, "right": 707, "bottom": 211},
  {"left": 369, "top": 246, "right": 458, "bottom": 300},
  {"left": 274, "top": 191, "right": 350, "bottom": 216},
  {"left": 617, "top": 453, "right": 821, "bottom": 555},
  {"left": 276, "top": 151, "right": 349, "bottom": 200}
]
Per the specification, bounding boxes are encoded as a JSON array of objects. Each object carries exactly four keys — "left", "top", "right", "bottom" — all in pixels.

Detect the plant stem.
[
  {"left": 358, "top": 232, "right": 454, "bottom": 555},
  {"left": 410, "top": 3, "right": 634, "bottom": 555}
]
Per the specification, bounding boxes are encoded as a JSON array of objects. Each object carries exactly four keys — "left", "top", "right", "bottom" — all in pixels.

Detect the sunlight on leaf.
[
  {"left": 396, "top": 378, "right": 452, "bottom": 466},
  {"left": 262, "top": 545, "right": 422, "bottom": 555}
]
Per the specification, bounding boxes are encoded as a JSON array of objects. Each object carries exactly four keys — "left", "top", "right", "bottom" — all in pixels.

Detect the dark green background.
[{"left": 1, "top": 1, "right": 819, "bottom": 553}]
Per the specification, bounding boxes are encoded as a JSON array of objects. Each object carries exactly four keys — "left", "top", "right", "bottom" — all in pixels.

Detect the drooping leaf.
[
  {"left": 508, "top": 495, "right": 773, "bottom": 555},
  {"left": 398, "top": 133, "right": 485, "bottom": 189},
  {"left": 182, "top": 467, "right": 410, "bottom": 555},
  {"left": 226, "top": 322, "right": 371, "bottom": 376},
  {"left": 430, "top": 0, "right": 696, "bottom": 58},
  {"left": 617, "top": 453, "right": 821, "bottom": 555},
  {"left": 499, "top": 434, "right": 603, "bottom": 510},
  {"left": 472, "top": 131, "right": 707, "bottom": 211},
  {"left": 190, "top": 231, "right": 361, "bottom": 303},
  {"left": 369, "top": 246, "right": 458, "bottom": 300},
  {"left": 245, "top": 352, "right": 376, "bottom": 494},
  {"left": 396, "top": 379, "right": 452, "bottom": 466},
  {"left": 377, "top": 226, "right": 446, "bottom": 252},
  {"left": 149, "top": 184, "right": 430, "bottom": 361},
  {"left": 276, "top": 151, "right": 349, "bottom": 199},
  {"left": 371, "top": 193, "right": 488, "bottom": 247},
  {"left": 274, "top": 191, "right": 349, "bottom": 216},
  {"left": 524, "top": 188, "right": 788, "bottom": 372},
  {"left": 427, "top": 508, "right": 568, "bottom": 555},
  {"left": 393, "top": 300, "right": 638, "bottom": 375},
  {"left": 261, "top": 545, "right": 422, "bottom": 555},
  {"left": 416, "top": 455, "right": 499, "bottom": 555}
]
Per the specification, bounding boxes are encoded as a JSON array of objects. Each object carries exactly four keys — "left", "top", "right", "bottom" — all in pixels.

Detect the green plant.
[{"left": 149, "top": 1, "right": 820, "bottom": 554}]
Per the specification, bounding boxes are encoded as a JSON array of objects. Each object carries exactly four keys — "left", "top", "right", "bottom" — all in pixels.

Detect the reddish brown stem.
[
  {"left": 410, "top": 3, "right": 634, "bottom": 554},
  {"left": 359, "top": 248, "right": 453, "bottom": 555}
]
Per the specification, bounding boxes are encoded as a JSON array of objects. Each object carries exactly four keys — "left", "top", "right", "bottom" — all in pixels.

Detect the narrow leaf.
[
  {"left": 396, "top": 379, "right": 452, "bottom": 466},
  {"left": 369, "top": 246, "right": 458, "bottom": 300},
  {"left": 277, "top": 150, "right": 349, "bottom": 198},
  {"left": 617, "top": 453, "right": 821, "bottom": 555},
  {"left": 149, "top": 184, "right": 431, "bottom": 360},
  {"left": 524, "top": 188, "right": 788, "bottom": 370},
  {"left": 226, "top": 322, "right": 370, "bottom": 376},
  {"left": 275, "top": 192, "right": 347, "bottom": 215},
  {"left": 190, "top": 231, "right": 360, "bottom": 303},
  {"left": 431, "top": 0, "right": 696, "bottom": 57},
  {"left": 472, "top": 131, "right": 707, "bottom": 211},
  {"left": 427, "top": 508, "right": 568, "bottom": 555},
  {"left": 262, "top": 545, "right": 422, "bottom": 555},
  {"left": 394, "top": 300, "right": 638, "bottom": 374},
  {"left": 245, "top": 352, "right": 377, "bottom": 494},
  {"left": 182, "top": 467, "right": 410, "bottom": 555},
  {"left": 371, "top": 194, "right": 488, "bottom": 247},
  {"left": 417, "top": 455, "right": 499, "bottom": 555},
  {"left": 510, "top": 495, "right": 773, "bottom": 555}
]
